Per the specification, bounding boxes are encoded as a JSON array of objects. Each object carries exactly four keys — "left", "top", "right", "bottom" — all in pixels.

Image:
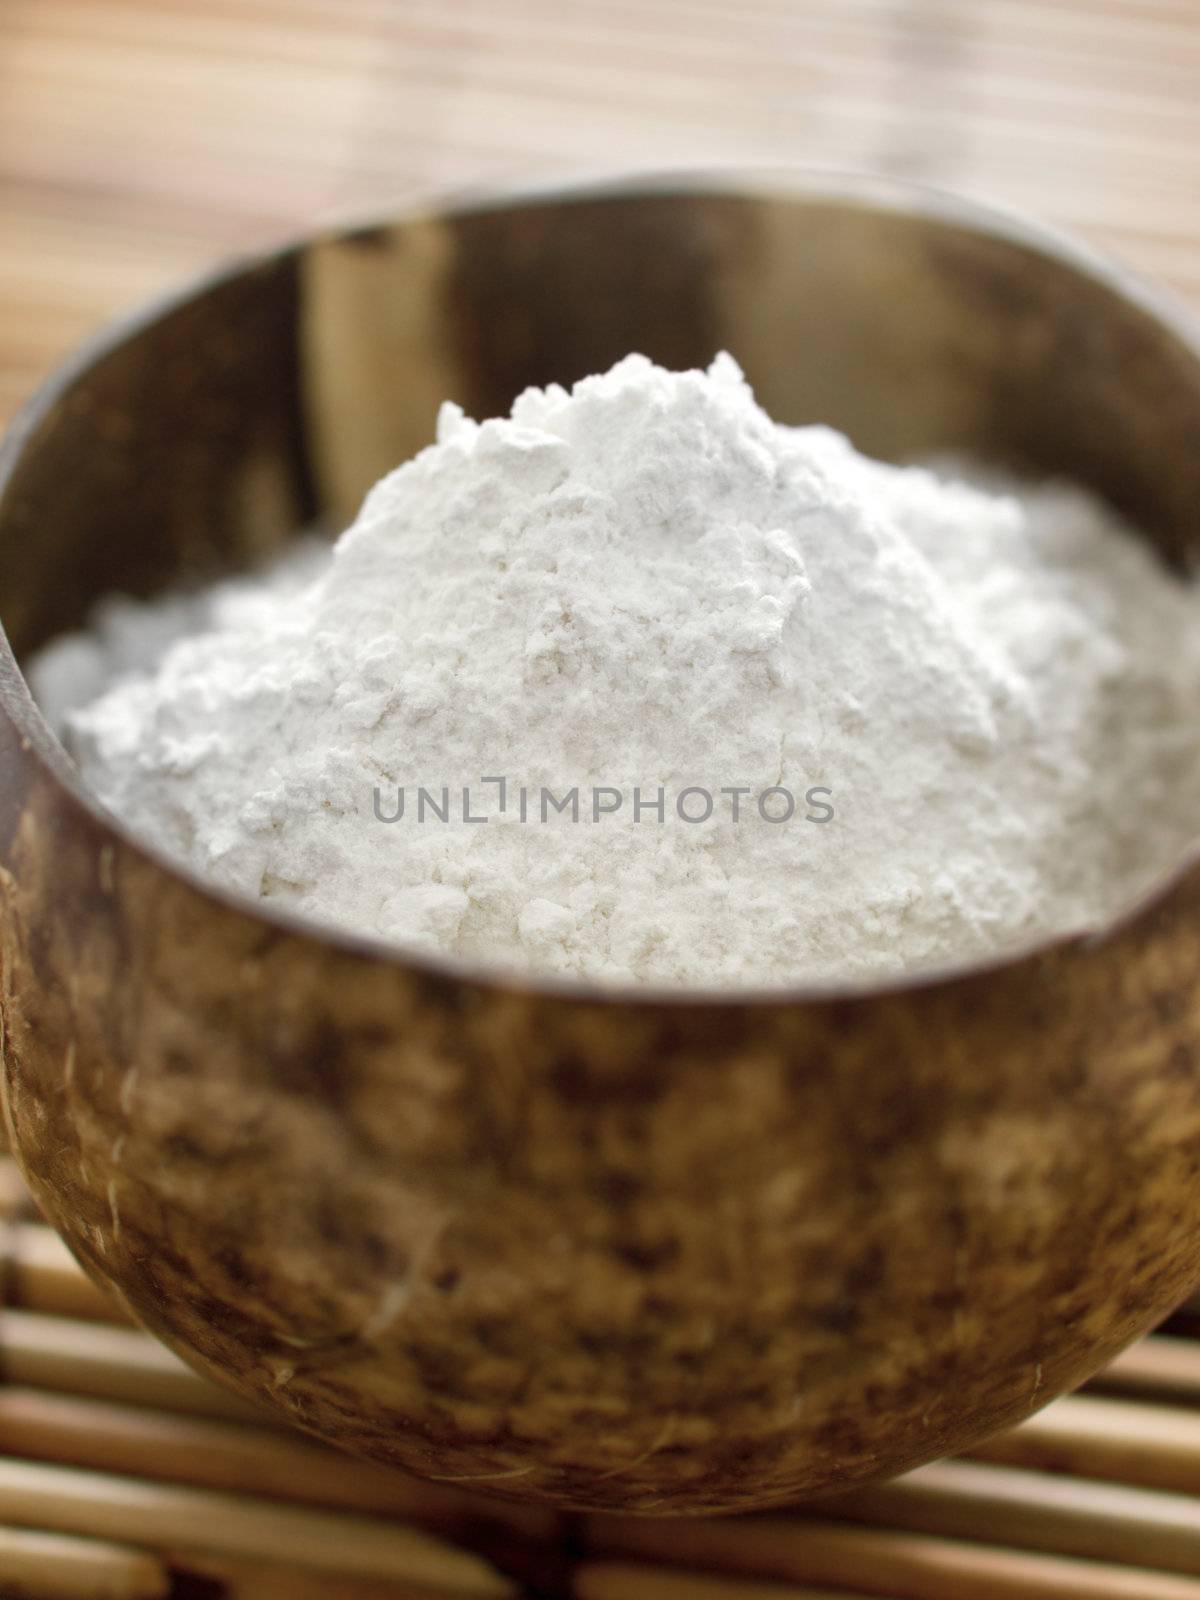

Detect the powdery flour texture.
[{"left": 32, "top": 354, "right": 1200, "bottom": 987}]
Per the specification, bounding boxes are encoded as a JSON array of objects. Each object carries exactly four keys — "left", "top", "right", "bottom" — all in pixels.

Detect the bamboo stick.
[
  {"left": 581, "top": 1516, "right": 1200, "bottom": 1600},
  {"left": 171, "top": 1551, "right": 484, "bottom": 1600},
  {"left": 0, "top": 1308, "right": 273, "bottom": 1426},
  {"left": 574, "top": 1563, "right": 869, "bottom": 1600},
  {"left": 819, "top": 1456, "right": 1200, "bottom": 1573},
  {"left": 1092, "top": 1335, "right": 1200, "bottom": 1406},
  {"left": 972, "top": 1392, "right": 1200, "bottom": 1495},
  {"left": 0, "top": 1156, "right": 32, "bottom": 1221},
  {"left": 0, "top": 1457, "right": 515, "bottom": 1595},
  {"left": 6, "top": 1224, "right": 133, "bottom": 1325},
  {"left": 0, "top": 1385, "right": 558, "bottom": 1544},
  {"left": 0, "top": 1524, "right": 168, "bottom": 1600}
]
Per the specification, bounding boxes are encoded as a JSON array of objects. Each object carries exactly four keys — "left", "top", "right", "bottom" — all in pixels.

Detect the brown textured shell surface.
[{"left": 2, "top": 179, "right": 1200, "bottom": 1514}]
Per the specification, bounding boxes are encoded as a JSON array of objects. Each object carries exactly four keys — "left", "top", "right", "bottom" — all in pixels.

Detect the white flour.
[{"left": 29, "top": 353, "right": 1200, "bottom": 988}]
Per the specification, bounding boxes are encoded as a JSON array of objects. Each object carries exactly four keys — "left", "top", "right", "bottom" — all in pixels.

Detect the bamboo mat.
[
  {"left": 1, "top": 1154, "right": 1200, "bottom": 1600},
  {"left": 5, "top": 0, "right": 1200, "bottom": 430}
]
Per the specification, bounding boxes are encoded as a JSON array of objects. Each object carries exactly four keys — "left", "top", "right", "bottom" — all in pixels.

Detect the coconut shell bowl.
[{"left": 2, "top": 176, "right": 1200, "bottom": 1516}]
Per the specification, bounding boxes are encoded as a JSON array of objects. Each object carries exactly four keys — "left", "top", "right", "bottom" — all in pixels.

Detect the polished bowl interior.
[{"left": 2, "top": 177, "right": 1200, "bottom": 1514}]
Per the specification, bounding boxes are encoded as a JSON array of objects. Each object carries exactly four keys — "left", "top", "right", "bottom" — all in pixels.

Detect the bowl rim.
[{"left": 4, "top": 165, "right": 1200, "bottom": 1010}]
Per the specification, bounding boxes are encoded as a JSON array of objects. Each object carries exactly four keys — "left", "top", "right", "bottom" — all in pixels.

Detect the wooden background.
[{"left": 3, "top": 0, "right": 1200, "bottom": 430}]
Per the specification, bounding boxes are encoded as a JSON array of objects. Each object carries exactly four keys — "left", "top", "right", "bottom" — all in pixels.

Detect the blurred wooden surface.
[{"left": 3, "top": 0, "right": 1200, "bottom": 430}]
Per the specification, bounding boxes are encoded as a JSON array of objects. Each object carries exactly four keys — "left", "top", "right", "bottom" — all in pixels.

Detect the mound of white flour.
[{"left": 30, "top": 353, "right": 1200, "bottom": 987}]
